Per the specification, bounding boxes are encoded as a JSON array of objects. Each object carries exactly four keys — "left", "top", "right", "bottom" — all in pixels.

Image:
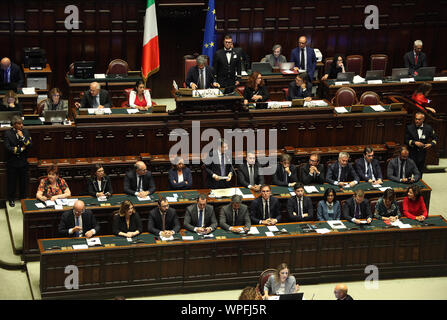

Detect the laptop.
[
  {"left": 417, "top": 67, "right": 436, "bottom": 78},
  {"left": 0, "top": 111, "right": 21, "bottom": 124},
  {"left": 391, "top": 68, "right": 409, "bottom": 80},
  {"left": 279, "top": 292, "right": 304, "bottom": 300},
  {"left": 365, "top": 70, "right": 384, "bottom": 80},
  {"left": 43, "top": 110, "right": 67, "bottom": 123},
  {"left": 280, "top": 62, "right": 295, "bottom": 70},
  {"left": 336, "top": 72, "right": 354, "bottom": 82},
  {"left": 251, "top": 62, "right": 272, "bottom": 74}
]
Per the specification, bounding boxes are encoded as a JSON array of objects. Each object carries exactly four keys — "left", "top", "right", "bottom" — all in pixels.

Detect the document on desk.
[
  {"left": 86, "top": 238, "right": 102, "bottom": 246},
  {"left": 434, "top": 77, "right": 447, "bottom": 82},
  {"left": 267, "top": 226, "right": 279, "bottom": 232},
  {"left": 247, "top": 227, "right": 260, "bottom": 235},
  {"left": 209, "top": 188, "right": 242, "bottom": 198},
  {"left": 182, "top": 236, "right": 194, "bottom": 241},
  {"left": 242, "top": 194, "right": 255, "bottom": 199},
  {"left": 367, "top": 80, "right": 383, "bottom": 84},
  {"left": 400, "top": 78, "right": 415, "bottom": 83},
  {"left": 282, "top": 70, "right": 294, "bottom": 74},
  {"left": 304, "top": 100, "right": 328, "bottom": 107},
  {"left": 94, "top": 74, "right": 106, "bottom": 79},
  {"left": 379, "top": 187, "right": 392, "bottom": 192},
  {"left": 304, "top": 185, "right": 319, "bottom": 193},
  {"left": 334, "top": 107, "right": 349, "bottom": 113},
  {"left": 22, "top": 87, "right": 36, "bottom": 95},
  {"left": 72, "top": 244, "right": 89, "bottom": 250},
  {"left": 127, "top": 109, "right": 139, "bottom": 114},
  {"left": 137, "top": 195, "right": 151, "bottom": 201},
  {"left": 372, "top": 184, "right": 382, "bottom": 188},
  {"left": 335, "top": 81, "right": 350, "bottom": 86},
  {"left": 327, "top": 220, "right": 347, "bottom": 229},
  {"left": 160, "top": 235, "right": 174, "bottom": 241},
  {"left": 35, "top": 202, "right": 45, "bottom": 209},
  {"left": 316, "top": 228, "right": 331, "bottom": 234},
  {"left": 370, "top": 105, "right": 386, "bottom": 112},
  {"left": 265, "top": 231, "right": 275, "bottom": 237},
  {"left": 45, "top": 200, "right": 56, "bottom": 207}
]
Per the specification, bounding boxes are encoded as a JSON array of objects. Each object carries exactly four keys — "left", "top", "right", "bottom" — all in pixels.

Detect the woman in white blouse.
[{"left": 129, "top": 80, "right": 152, "bottom": 111}]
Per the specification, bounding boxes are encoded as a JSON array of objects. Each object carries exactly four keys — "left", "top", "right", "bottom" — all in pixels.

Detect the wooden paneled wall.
[{"left": 0, "top": 1, "right": 446, "bottom": 98}]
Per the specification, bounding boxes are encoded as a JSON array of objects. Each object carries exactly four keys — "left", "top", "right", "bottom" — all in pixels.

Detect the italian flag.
[{"left": 142, "top": 0, "right": 160, "bottom": 79}]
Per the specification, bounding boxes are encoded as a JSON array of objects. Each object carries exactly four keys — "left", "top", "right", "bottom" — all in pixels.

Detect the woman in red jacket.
[
  {"left": 403, "top": 185, "right": 428, "bottom": 221},
  {"left": 411, "top": 82, "right": 436, "bottom": 113}
]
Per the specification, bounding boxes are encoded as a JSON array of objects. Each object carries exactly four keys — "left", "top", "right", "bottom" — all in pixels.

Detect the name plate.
[
  {"left": 400, "top": 78, "right": 415, "bottom": 83},
  {"left": 367, "top": 80, "right": 383, "bottom": 84},
  {"left": 335, "top": 81, "right": 350, "bottom": 86},
  {"left": 433, "top": 77, "right": 447, "bottom": 82},
  {"left": 192, "top": 88, "right": 222, "bottom": 98}
]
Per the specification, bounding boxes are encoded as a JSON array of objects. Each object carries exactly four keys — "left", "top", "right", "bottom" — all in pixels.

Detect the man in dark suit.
[
  {"left": 272, "top": 154, "right": 298, "bottom": 187},
  {"left": 4, "top": 115, "right": 32, "bottom": 207},
  {"left": 326, "top": 152, "right": 359, "bottom": 188},
  {"left": 205, "top": 139, "right": 234, "bottom": 189},
  {"left": 213, "top": 35, "right": 241, "bottom": 89},
  {"left": 183, "top": 194, "right": 217, "bottom": 234},
  {"left": 219, "top": 195, "right": 251, "bottom": 232},
  {"left": 58, "top": 200, "right": 100, "bottom": 238},
  {"left": 343, "top": 190, "right": 372, "bottom": 224},
  {"left": 286, "top": 183, "right": 314, "bottom": 222},
  {"left": 403, "top": 40, "right": 427, "bottom": 76},
  {"left": 237, "top": 151, "right": 264, "bottom": 192},
  {"left": 186, "top": 55, "right": 220, "bottom": 89},
  {"left": 355, "top": 146, "right": 383, "bottom": 184},
  {"left": 250, "top": 185, "right": 281, "bottom": 226},
  {"left": 0, "top": 57, "right": 24, "bottom": 89},
  {"left": 301, "top": 153, "right": 325, "bottom": 185},
  {"left": 405, "top": 112, "right": 438, "bottom": 176},
  {"left": 124, "top": 161, "right": 156, "bottom": 197},
  {"left": 334, "top": 284, "right": 354, "bottom": 300},
  {"left": 290, "top": 36, "right": 317, "bottom": 80},
  {"left": 148, "top": 197, "right": 180, "bottom": 237},
  {"left": 287, "top": 73, "right": 312, "bottom": 100},
  {"left": 74, "top": 82, "right": 112, "bottom": 109},
  {"left": 387, "top": 146, "right": 421, "bottom": 183}
]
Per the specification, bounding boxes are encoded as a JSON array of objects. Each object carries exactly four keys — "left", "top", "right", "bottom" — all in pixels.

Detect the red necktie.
[{"left": 414, "top": 54, "right": 418, "bottom": 65}]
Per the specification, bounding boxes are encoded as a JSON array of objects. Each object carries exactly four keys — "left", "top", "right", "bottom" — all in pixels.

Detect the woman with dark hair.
[
  {"left": 317, "top": 188, "right": 341, "bottom": 221},
  {"left": 243, "top": 71, "right": 269, "bottom": 105},
  {"left": 36, "top": 165, "right": 71, "bottom": 202},
  {"left": 87, "top": 164, "right": 113, "bottom": 197},
  {"left": 321, "top": 54, "right": 346, "bottom": 80},
  {"left": 263, "top": 263, "right": 299, "bottom": 300},
  {"left": 403, "top": 185, "right": 427, "bottom": 221},
  {"left": 0, "top": 90, "right": 22, "bottom": 114},
  {"left": 374, "top": 188, "right": 401, "bottom": 222},
  {"left": 128, "top": 80, "right": 152, "bottom": 110},
  {"left": 43, "top": 88, "right": 68, "bottom": 111},
  {"left": 113, "top": 200, "right": 143, "bottom": 237},
  {"left": 411, "top": 82, "right": 436, "bottom": 113}
]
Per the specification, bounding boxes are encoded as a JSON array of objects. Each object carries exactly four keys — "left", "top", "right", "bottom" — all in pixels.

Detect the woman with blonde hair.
[
  {"left": 263, "top": 263, "right": 299, "bottom": 299},
  {"left": 0, "top": 90, "right": 22, "bottom": 114}
]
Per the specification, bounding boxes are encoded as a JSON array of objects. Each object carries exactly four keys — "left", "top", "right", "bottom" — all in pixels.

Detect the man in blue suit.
[{"left": 290, "top": 36, "right": 317, "bottom": 80}]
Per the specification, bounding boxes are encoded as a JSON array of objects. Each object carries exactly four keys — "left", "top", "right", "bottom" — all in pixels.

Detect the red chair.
[
  {"left": 106, "top": 59, "right": 129, "bottom": 75},
  {"left": 346, "top": 55, "right": 364, "bottom": 76},
  {"left": 121, "top": 88, "right": 156, "bottom": 107},
  {"left": 324, "top": 57, "right": 334, "bottom": 75},
  {"left": 331, "top": 87, "right": 358, "bottom": 106},
  {"left": 370, "top": 54, "right": 388, "bottom": 74},
  {"left": 257, "top": 269, "right": 276, "bottom": 296},
  {"left": 282, "top": 87, "right": 289, "bottom": 100},
  {"left": 359, "top": 91, "right": 381, "bottom": 105}
]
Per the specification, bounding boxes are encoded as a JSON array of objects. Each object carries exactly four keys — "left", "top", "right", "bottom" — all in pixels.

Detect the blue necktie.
[
  {"left": 198, "top": 209, "right": 203, "bottom": 227},
  {"left": 355, "top": 203, "right": 360, "bottom": 219},
  {"left": 220, "top": 153, "right": 226, "bottom": 176},
  {"left": 298, "top": 198, "right": 302, "bottom": 218},
  {"left": 366, "top": 163, "right": 372, "bottom": 180},
  {"left": 75, "top": 216, "right": 80, "bottom": 237},
  {"left": 4, "top": 69, "right": 9, "bottom": 83}
]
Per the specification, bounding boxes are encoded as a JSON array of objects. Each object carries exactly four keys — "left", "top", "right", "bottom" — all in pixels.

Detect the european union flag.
[{"left": 202, "top": 0, "right": 216, "bottom": 66}]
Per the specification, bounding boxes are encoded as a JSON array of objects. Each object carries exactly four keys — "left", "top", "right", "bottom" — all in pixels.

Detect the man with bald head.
[
  {"left": 124, "top": 161, "right": 156, "bottom": 197},
  {"left": 74, "top": 81, "right": 112, "bottom": 109},
  {"left": 290, "top": 36, "right": 317, "bottom": 80},
  {"left": 0, "top": 57, "right": 24, "bottom": 89},
  {"left": 58, "top": 200, "right": 100, "bottom": 238},
  {"left": 334, "top": 284, "right": 353, "bottom": 300}
]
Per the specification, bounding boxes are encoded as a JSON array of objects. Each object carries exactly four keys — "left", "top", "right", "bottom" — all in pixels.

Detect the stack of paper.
[
  {"left": 127, "top": 109, "right": 139, "bottom": 114},
  {"left": 247, "top": 227, "right": 260, "bottom": 235},
  {"left": 209, "top": 188, "right": 243, "bottom": 198},
  {"left": 391, "top": 220, "right": 412, "bottom": 229},
  {"left": 22, "top": 87, "right": 36, "bottom": 95},
  {"left": 86, "top": 238, "right": 101, "bottom": 246},
  {"left": 316, "top": 228, "right": 331, "bottom": 234},
  {"left": 160, "top": 235, "right": 174, "bottom": 241},
  {"left": 334, "top": 107, "right": 349, "bottom": 113},
  {"left": 353, "top": 75, "right": 365, "bottom": 84},
  {"left": 304, "top": 186, "right": 319, "bottom": 193},
  {"left": 370, "top": 105, "right": 386, "bottom": 112},
  {"left": 327, "top": 220, "right": 347, "bottom": 229}
]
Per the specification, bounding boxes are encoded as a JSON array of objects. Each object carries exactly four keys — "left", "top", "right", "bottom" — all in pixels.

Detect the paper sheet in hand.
[
  {"left": 335, "top": 107, "right": 349, "bottom": 113},
  {"left": 137, "top": 196, "right": 151, "bottom": 201},
  {"left": 304, "top": 186, "right": 319, "bottom": 193},
  {"left": 247, "top": 227, "right": 260, "bottom": 235},
  {"left": 267, "top": 226, "right": 279, "bottom": 232},
  {"left": 370, "top": 105, "right": 386, "bottom": 112},
  {"left": 316, "top": 228, "right": 331, "bottom": 234},
  {"left": 87, "top": 238, "right": 102, "bottom": 246},
  {"left": 72, "top": 244, "right": 88, "bottom": 250},
  {"left": 327, "top": 220, "right": 347, "bottom": 229}
]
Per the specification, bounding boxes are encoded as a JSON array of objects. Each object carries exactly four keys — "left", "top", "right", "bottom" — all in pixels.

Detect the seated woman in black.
[
  {"left": 113, "top": 200, "right": 142, "bottom": 238},
  {"left": 243, "top": 71, "right": 269, "bottom": 105},
  {"left": 0, "top": 90, "right": 23, "bottom": 114},
  {"left": 321, "top": 54, "right": 346, "bottom": 80},
  {"left": 87, "top": 164, "right": 113, "bottom": 197}
]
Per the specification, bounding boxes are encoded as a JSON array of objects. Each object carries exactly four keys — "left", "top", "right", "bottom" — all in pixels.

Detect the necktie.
[
  {"left": 366, "top": 163, "right": 372, "bottom": 180},
  {"left": 4, "top": 70, "right": 9, "bottom": 83},
  {"left": 249, "top": 165, "right": 255, "bottom": 186},
  {"left": 284, "top": 167, "right": 288, "bottom": 183},
  {"left": 226, "top": 50, "right": 232, "bottom": 64},
  {"left": 75, "top": 216, "right": 80, "bottom": 237},
  {"left": 263, "top": 199, "right": 270, "bottom": 219},
  {"left": 93, "top": 95, "right": 99, "bottom": 108},
  {"left": 415, "top": 54, "right": 418, "bottom": 65},
  {"left": 263, "top": 200, "right": 266, "bottom": 219},
  {"left": 417, "top": 127, "right": 423, "bottom": 139},
  {"left": 233, "top": 210, "right": 238, "bottom": 226},
  {"left": 400, "top": 160, "right": 406, "bottom": 179},
  {"left": 199, "top": 69, "right": 205, "bottom": 89},
  {"left": 300, "top": 49, "right": 305, "bottom": 70},
  {"left": 220, "top": 153, "right": 226, "bottom": 176},
  {"left": 161, "top": 213, "right": 166, "bottom": 231},
  {"left": 198, "top": 209, "right": 203, "bottom": 227},
  {"left": 298, "top": 198, "right": 302, "bottom": 218},
  {"left": 138, "top": 176, "right": 142, "bottom": 191},
  {"left": 355, "top": 203, "right": 360, "bottom": 219}
]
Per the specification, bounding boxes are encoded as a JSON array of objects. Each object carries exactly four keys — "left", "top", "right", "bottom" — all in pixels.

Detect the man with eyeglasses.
[
  {"left": 250, "top": 185, "right": 281, "bottom": 226},
  {"left": 124, "top": 161, "right": 156, "bottom": 197},
  {"left": 290, "top": 36, "right": 317, "bottom": 80},
  {"left": 74, "top": 81, "right": 112, "bottom": 109},
  {"left": 58, "top": 200, "right": 99, "bottom": 238},
  {"left": 300, "top": 153, "right": 325, "bottom": 185}
]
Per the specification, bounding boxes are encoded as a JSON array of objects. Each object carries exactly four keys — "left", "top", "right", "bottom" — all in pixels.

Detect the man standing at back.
[
  {"left": 290, "top": 36, "right": 317, "bottom": 81},
  {"left": 213, "top": 35, "right": 241, "bottom": 90}
]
